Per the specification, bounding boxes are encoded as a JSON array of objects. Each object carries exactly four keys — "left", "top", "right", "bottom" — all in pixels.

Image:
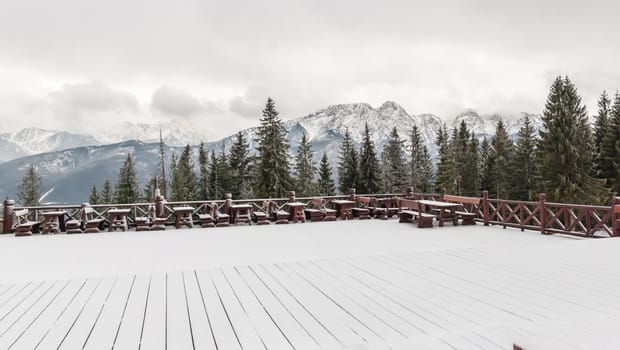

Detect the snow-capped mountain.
[
  {"left": 0, "top": 101, "right": 543, "bottom": 203},
  {"left": 0, "top": 128, "right": 100, "bottom": 163},
  {"left": 93, "top": 120, "right": 207, "bottom": 148}
]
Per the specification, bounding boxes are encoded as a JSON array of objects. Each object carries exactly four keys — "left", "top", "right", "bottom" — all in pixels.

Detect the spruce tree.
[
  {"left": 381, "top": 127, "right": 407, "bottom": 192},
  {"left": 114, "top": 153, "right": 140, "bottom": 204},
  {"left": 198, "top": 142, "right": 209, "bottom": 200},
  {"left": 208, "top": 150, "right": 224, "bottom": 199},
  {"left": 17, "top": 164, "right": 42, "bottom": 206},
  {"left": 510, "top": 115, "right": 537, "bottom": 200},
  {"left": 89, "top": 184, "right": 99, "bottom": 204},
  {"left": 409, "top": 125, "right": 424, "bottom": 191},
  {"left": 600, "top": 92, "right": 620, "bottom": 191},
  {"left": 168, "top": 153, "right": 182, "bottom": 201},
  {"left": 357, "top": 123, "right": 380, "bottom": 194},
  {"left": 254, "top": 97, "right": 291, "bottom": 198},
  {"left": 229, "top": 132, "right": 252, "bottom": 198},
  {"left": 537, "top": 76, "right": 608, "bottom": 203},
  {"left": 100, "top": 179, "right": 113, "bottom": 204},
  {"left": 461, "top": 134, "right": 479, "bottom": 196},
  {"left": 142, "top": 176, "right": 158, "bottom": 201},
  {"left": 168, "top": 145, "right": 198, "bottom": 201},
  {"left": 478, "top": 136, "right": 496, "bottom": 196},
  {"left": 492, "top": 119, "right": 514, "bottom": 199},
  {"left": 418, "top": 145, "right": 434, "bottom": 192},
  {"left": 317, "top": 152, "right": 336, "bottom": 196},
  {"left": 435, "top": 124, "right": 456, "bottom": 192},
  {"left": 293, "top": 133, "right": 317, "bottom": 196},
  {"left": 217, "top": 146, "right": 232, "bottom": 196},
  {"left": 337, "top": 128, "right": 358, "bottom": 194},
  {"left": 593, "top": 90, "right": 611, "bottom": 177}
]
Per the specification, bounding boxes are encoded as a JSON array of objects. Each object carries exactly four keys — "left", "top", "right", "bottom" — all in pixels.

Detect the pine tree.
[
  {"left": 418, "top": 145, "right": 434, "bottom": 192},
  {"left": 89, "top": 184, "right": 99, "bottom": 204},
  {"left": 100, "top": 179, "right": 113, "bottom": 204},
  {"left": 593, "top": 91, "right": 611, "bottom": 177},
  {"left": 409, "top": 125, "right": 424, "bottom": 191},
  {"left": 381, "top": 127, "right": 407, "bottom": 192},
  {"left": 157, "top": 129, "right": 167, "bottom": 198},
  {"left": 492, "top": 119, "right": 513, "bottom": 199},
  {"left": 461, "top": 134, "right": 479, "bottom": 196},
  {"left": 168, "top": 145, "right": 198, "bottom": 201},
  {"left": 337, "top": 128, "right": 358, "bottom": 194},
  {"left": 217, "top": 146, "right": 232, "bottom": 196},
  {"left": 357, "top": 123, "right": 380, "bottom": 194},
  {"left": 142, "top": 176, "right": 158, "bottom": 201},
  {"left": 17, "top": 164, "right": 42, "bottom": 206},
  {"left": 435, "top": 124, "right": 456, "bottom": 192},
  {"left": 537, "top": 76, "right": 608, "bottom": 203},
  {"left": 114, "top": 153, "right": 140, "bottom": 204},
  {"left": 198, "top": 142, "right": 209, "bottom": 200},
  {"left": 478, "top": 136, "right": 495, "bottom": 196},
  {"left": 208, "top": 150, "right": 224, "bottom": 199},
  {"left": 254, "top": 97, "right": 291, "bottom": 198},
  {"left": 510, "top": 115, "right": 537, "bottom": 200},
  {"left": 600, "top": 92, "right": 620, "bottom": 191},
  {"left": 168, "top": 153, "right": 181, "bottom": 201},
  {"left": 317, "top": 152, "right": 336, "bottom": 196},
  {"left": 229, "top": 132, "right": 252, "bottom": 198},
  {"left": 293, "top": 133, "right": 317, "bottom": 196}
]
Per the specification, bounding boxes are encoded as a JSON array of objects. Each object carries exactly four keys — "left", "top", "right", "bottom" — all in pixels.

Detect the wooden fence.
[{"left": 3, "top": 188, "right": 619, "bottom": 238}]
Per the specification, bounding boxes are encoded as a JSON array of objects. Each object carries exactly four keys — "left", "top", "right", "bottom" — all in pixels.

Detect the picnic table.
[
  {"left": 285, "top": 202, "right": 306, "bottom": 223},
  {"left": 331, "top": 200, "right": 355, "bottom": 220},
  {"left": 418, "top": 200, "right": 460, "bottom": 227},
  {"left": 108, "top": 208, "right": 131, "bottom": 231},
  {"left": 230, "top": 204, "right": 252, "bottom": 225},
  {"left": 172, "top": 206, "right": 194, "bottom": 229},
  {"left": 41, "top": 210, "right": 67, "bottom": 234}
]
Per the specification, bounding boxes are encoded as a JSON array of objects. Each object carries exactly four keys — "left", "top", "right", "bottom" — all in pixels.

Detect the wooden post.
[
  {"left": 348, "top": 188, "right": 356, "bottom": 201},
  {"left": 440, "top": 188, "right": 445, "bottom": 201},
  {"left": 155, "top": 195, "right": 165, "bottom": 218},
  {"left": 225, "top": 193, "right": 232, "bottom": 216},
  {"left": 405, "top": 187, "right": 413, "bottom": 198},
  {"left": 539, "top": 193, "right": 547, "bottom": 235},
  {"left": 482, "top": 191, "right": 489, "bottom": 226},
  {"left": 612, "top": 197, "right": 620, "bottom": 237},
  {"left": 3, "top": 199, "right": 14, "bottom": 234},
  {"left": 288, "top": 191, "right": 296, "bottom": 203}
]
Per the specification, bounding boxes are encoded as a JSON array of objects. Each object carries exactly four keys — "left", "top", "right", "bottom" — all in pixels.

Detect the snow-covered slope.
[
  {"left": 0, "top": 128, "right": 100, "bottom": 162},
  {"left": 93, "top": 120, "right": 207, "bottom": 148}
]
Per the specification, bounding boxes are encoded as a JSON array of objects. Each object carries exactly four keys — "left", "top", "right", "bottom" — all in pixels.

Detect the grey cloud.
[
  {"left": 150, "top": 85, "right": 204, "bottom": 117},
  {"left": 50, "top": 81, "right": 138, "bottom": 116}
]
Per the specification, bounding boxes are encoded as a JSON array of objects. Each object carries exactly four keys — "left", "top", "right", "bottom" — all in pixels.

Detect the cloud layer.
[{"left": 0, "top": 0, "right": 619, "bottom": 138}]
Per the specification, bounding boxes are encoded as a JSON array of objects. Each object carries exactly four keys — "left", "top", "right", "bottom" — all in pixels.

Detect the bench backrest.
[
  {"left": 356, "top": 196, "right": 373, "bottom": 208},
  {"left": 443, "top": 195, "right": 481, "bottom": 206},
  {"left": 307, "top": 198, "right": 326, "bottom": 209},
  {"left": 14, "top": 209, "right": 30, "bottom": 224},
  {"left": 398, "top": 198, "right": 420, "bottom": 211}
]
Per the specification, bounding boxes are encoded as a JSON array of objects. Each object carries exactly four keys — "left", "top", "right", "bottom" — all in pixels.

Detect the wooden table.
[
  {"left": 172, "top": 207, "right": 194, "bottom": 229},
  {"left": 108, "top": 208, "right": 131, "bottom": 231},
  {"left": 230, "top": 204, "right": 252, "bottom": 225},
  {"left": 285, "top": 202, "right": 306, "bottom": 223},
  {"left": 375, "top": 198, "right": 399, "bottom": 218},
  {"left": 41, "top": 210, "right": 67, "bottom": 234},
  {"left": 418, "top": 200, "right": 460, "bottom": 227},
  {"left": 331, "top": 200, "right": 355, "bottom": 220}
]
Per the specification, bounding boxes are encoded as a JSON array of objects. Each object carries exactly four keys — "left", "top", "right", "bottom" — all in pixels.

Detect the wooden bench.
[
  {"left": 398, "top": 199, "right": 435, "bottom": 228},
  {"left": 304, "top": 198, "right": 326, "bottom": 222},
  {"left": 269, "top": 201, "right": 289, "bottom": 224},
  {"left": 442, "top": 195, "right": 481, "bottom": 225},
  {"left": 197, "top": 203, "right": 216, "bottom": 228},
  {"left": 14, "top": 209, "right": 39, "bottom": 236},
  {"left": 213, "top": 203, "right": 230, "bottom": 227},
  {"left": 352, "top": 196, "right": 372, "bottom": 220},
  {"left": 82, "top": 207, "right": 104, "bottom": 233},
  {"left": 253, "top": 201, "right": 270, "bottom": 225},
  {"left": 135, "top": 216, "right": 150, "bottom": 231}
]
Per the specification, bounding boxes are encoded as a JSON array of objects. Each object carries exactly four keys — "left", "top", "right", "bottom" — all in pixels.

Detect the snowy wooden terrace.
[{"left": 1, "top": 219, "right": 620, "bottom": 349}]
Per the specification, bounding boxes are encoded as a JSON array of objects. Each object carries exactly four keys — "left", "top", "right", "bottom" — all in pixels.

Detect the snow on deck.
[{"left": 0, "top": 220, "right": 619, "bottom": 349}]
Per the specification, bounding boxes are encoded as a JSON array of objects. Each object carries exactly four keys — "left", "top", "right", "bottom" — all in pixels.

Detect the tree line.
[{"left": 16, "top": 76, "right": 620, "bottom": 206}]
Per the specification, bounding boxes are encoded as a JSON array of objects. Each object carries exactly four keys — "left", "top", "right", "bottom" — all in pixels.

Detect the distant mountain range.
[{"left": 0, "top": 102, "right": 542, "bottom": 203}]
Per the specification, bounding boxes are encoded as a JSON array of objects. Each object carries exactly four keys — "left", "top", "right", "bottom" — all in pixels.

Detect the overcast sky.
[{"left": 0, "top": 0, "right": 618, "bottom": 140}]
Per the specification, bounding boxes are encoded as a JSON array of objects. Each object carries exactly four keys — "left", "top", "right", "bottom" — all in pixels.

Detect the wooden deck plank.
[
  {"left": 112, "top": 274, "right": 150, "bottom": 349},
  {"left": 0, "top": 283, "right": 17, "bottom": 305},
  {"left": 183, "top": 271, "right": 218, "bottom": 350},
  {"left": 81, "top": 276, "right": 133, "bottom": 350},
  {"left": 4, "top": 279, "right": 86, "bottom": 349},
  {"left": 252, "top": 264, "right": 344, "bottom": 349},
  {"left": 165, "top": 271, "right": 194, "bottom": 349},
  {"left": 0, "top": 281, "right": 55, "bottom": 337},
  {"left": 194, "top": 269, "right": 243, "bottom": 350},
  {"left": 0, "top": 282, "right": 43, "bottom": 325},
  {"left": 137, "top": 273, "right": 166, "bottom": 350},
  {"left": 236, "top": 265, "right": 321, "bottom": 349},
  {"left": 29, "top": 278, "right": 102, "bottom": 350}
]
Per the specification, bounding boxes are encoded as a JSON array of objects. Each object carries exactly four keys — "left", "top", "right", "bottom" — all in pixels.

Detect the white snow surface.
[{"left": 1, "top": 220, "right": 619, "bottom": 349}]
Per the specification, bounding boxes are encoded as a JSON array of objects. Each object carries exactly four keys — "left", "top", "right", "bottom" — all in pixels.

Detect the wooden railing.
[{"left": 3, "top": 188, "right": 619, "bottom": 238}]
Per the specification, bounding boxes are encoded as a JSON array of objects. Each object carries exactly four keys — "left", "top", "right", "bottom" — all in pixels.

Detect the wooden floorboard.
[{"left": 2, "top": 241, "right": 620, "bottom": 349}]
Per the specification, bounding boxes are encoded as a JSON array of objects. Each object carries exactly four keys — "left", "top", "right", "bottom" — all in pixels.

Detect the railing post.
[
  {"left": 539, "top": 193, "right": 547, "bottom": 235},
  {"left": 348, "top": 188, "right": 356, "bottom": 201},
  {"left": 225, "top": 193, "right": 232, "bottom": 215},
  {"left": 405, "top": 187, "right": 413, "bottom": 199},
  {"left": 482, "top": 191, "right": 489, "bottom": 226},
  {"left": 155, "top": 195, "right": 165, "bottom": 218},
  {"left": 440, "top": 188, "right": 445, "bottom": 201},
  {"left": 288, "top": 191, "right": 296, "bottom": 203},
  {"left": 613, "top": 197, "right": 620, "bottom": 237},
  {"left": 3, "top": 199, "right": 14, "bottom": 234}
]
